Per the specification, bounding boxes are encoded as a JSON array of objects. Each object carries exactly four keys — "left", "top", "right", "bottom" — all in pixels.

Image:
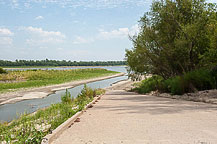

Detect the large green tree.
[{"left": 126, "top": 0, "right": 217, "bottom": 79}]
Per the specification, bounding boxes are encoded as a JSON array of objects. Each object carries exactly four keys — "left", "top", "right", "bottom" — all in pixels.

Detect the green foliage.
[
  {"left": 163, "top": 76, "right": 185, "bottom": 95},
  {"left": 135, "top": 69, "right": 216, "bottom": 95},
  {"left": 76, "top": 84, "right": 94, "bottom": 110},
  {"left": 0, "top": 59, "right": 126, "bottom": 67},
  {"left": 0, "top": 87, "right": 105, "bottom": 143},
  {"left": 183, "top": 69, "right": 215, "bottom": 91},
  {"left": 61, "top": 89, "right": 73, "bottom": 103},
  {"left": 134, "top": 75, "right": 163, "bottom": 94},
  {"left": 0, "top": 67, "right": 6, "bottom": 74},
  {"left": 126, "top": 0, "right": 217, "bottom": 79},
  {"left": 0, "top": 68, "right": 118, "bottom": 92},
  {"left": 211, "top": 66, "right": 217, "bottom": 88}
]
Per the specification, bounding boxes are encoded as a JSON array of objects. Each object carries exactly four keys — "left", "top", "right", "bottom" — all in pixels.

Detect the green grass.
[
  {"left": 0, "top": 86, "right": 106, "bottom": 143},
  {"left": 133, "top": 68, "right": 217, "bottom": 95},
  {"left": 0, "top": 68, "right": 119, "bottom": 92}
]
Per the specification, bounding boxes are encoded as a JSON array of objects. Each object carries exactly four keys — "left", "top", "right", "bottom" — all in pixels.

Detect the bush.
[
  {"left": 183, "top": 69, "right": 215, "bottom": 92},
  {"left": 0, "top": 67, "right": 6, "bottom": 74},
  {"left": 76, "top": 84, "right": 94, "bottom": 110},
  {"left": 135, "top": 68, "right": 216, "bottom": 95},
  {"left": 211, "top": 66, "right": 217, "bottom": 88},
  {"left": 61, "top": 89, "right": 73, "bottom": 103},
  {"left": 163, "top": 76, "right": 184, "bottom": 95},
  {"left": 134, "top": 75, "right": 163, "bottom": 94}
]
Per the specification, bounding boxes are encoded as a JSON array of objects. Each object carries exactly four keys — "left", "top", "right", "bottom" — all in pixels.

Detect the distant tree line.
[{"left": 0, "top": 59, "right": 126, "bottom": 67}]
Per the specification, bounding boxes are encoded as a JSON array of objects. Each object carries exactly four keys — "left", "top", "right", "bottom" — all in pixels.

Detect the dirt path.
[
  {"left": 0, "top": 73, "right": 124, "bottom": 105},
  {"left": 53, "top": 80, "right": 217, "bottom": 144}
]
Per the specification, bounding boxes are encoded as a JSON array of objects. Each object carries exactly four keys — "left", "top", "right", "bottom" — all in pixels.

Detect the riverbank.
[
  {"left": 0, "top": 85, "right": 106, "bottom": 143},
  {"left": 0, "top": 68, "right": 119, "bottom": 92},
  {"left": 0, "top": 73, "right": 124, "bottom": 106}
]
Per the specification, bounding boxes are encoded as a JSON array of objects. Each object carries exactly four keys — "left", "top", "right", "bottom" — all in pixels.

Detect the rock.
[
  {"left": 88, "top": 104, "right": 93, "bottom": 108},
  {"left": 74, "top": 118, "right": 80, "bottom": 122}
]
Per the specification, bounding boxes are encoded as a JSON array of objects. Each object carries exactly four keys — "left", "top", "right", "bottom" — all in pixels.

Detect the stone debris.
[
  {"left": 152, "top": 89, "right": 217, "bottom": 104},
  {"left": 74, "top": 118, "right": 80, "bottom": 122}
]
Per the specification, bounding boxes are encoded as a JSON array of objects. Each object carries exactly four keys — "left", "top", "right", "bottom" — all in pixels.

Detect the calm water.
[
  {"left": 0, "top": 66, "right": 127, "bottom": 122},
  {"left": 5, "top": 66, "right": 126, "bottom": 72}
]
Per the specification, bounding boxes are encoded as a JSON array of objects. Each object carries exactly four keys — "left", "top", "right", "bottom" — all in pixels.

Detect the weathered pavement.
[{"left": 53, "top": 81, "right": 217, "bottom": 144}]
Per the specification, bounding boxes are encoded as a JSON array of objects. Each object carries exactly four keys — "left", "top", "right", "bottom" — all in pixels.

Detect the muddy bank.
[{"left": 0, "top": 73, "right": 124, "bottom": 106}]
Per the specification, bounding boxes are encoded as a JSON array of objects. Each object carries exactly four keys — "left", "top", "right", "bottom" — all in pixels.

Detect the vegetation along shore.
[
  {"left": 0, "top": 85, "right": 105, "bottom": 143},
  {"left": 0, "top": 68, "right": 118, "bottom": 93}
]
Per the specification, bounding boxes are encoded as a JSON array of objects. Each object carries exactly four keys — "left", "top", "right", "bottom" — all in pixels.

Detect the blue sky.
[{"left": 0, "top": 0, "right": 215, "bottom": 61}]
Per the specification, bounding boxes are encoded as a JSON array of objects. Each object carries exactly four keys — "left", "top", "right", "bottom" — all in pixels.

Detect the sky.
[{"left": 0, "top": 0, "right": 216, "bottom": 61}]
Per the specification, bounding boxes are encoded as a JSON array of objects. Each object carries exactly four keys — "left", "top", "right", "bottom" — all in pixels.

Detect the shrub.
[
  {"left": 211, "top": 66, "right": 217, "bottom": 88},
  {"left": 135, "top": 75, "right": 163, "bottom": 94},
  {"left": 0, "top": 67, "right": 6, "bottom": 74},
  {"left": 134, "top": 68, "right": 216, "bottom": 95},
  {"left": 76, "top": 84, "right": 94, "bottom": 110},
  {"left": 183, "top": 69, "right": 215, "bottom": 92},
  {"left": 61, "top": 89, "right": 73, "bottom": 103},
  {"left": 163, "top": 76, "right": 185, "bottom": 95}
]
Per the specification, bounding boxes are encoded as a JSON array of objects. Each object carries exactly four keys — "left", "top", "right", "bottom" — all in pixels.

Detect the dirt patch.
[{"left": 151, "top": 89, "right": 217, "bottom": 104}]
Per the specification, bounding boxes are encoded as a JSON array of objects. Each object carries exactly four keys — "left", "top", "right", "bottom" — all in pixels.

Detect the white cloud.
[
  {"left": 72, "top": 24, "right": 140, "bottom": 44},
  {"left": 98, "top": 24, "right": 140, "bottom": 40},
  {"left": 24, "top": 2, "right": 31, "bottom": 8},
  {"left": 98, "top": 28, "right": 129, "bottom": 39},
  {"left": 207, "top": 0, "right": 217, "bottom": 3},
  {"left": 0, "top": 28, "right": 14, "bottom": 46},
  {"left": 25, "top": 26, "right": 65, "bottom": 38},
  {"left": 11, "top": 0, "right": 19, "bottom": 8},
  {"left": 0, "top": 28, "right": 14, "bottom": 36},
  {"left": 129, "top": 24, "right": 140, "bottom": 36},
  {"left": 72, "top": 36, "right": 94, "bottom": 44},
  {"left": 23, "top": 26, "right": 65, "bottom": 45},
  {"left": 0, "top": 37, "right": 13, "bottom": 45},
  {"left": 57, "top": 47, "right": 63, "bottom": 50},
  {"left": 7, "top": 0, "right": 151, "bottom": 9},
  {"left": 35, "top": 16, "right": 44, "bottom": 20}
]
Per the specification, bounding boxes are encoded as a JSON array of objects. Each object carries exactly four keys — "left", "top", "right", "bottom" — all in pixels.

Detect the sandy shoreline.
[{"left": 0, "top": 73, "right": 124, "bottom": 106}]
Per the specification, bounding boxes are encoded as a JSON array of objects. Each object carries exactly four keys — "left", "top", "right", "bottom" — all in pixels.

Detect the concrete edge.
[{"left": 41, "top": 95, "right": 102, "bottom": 144}]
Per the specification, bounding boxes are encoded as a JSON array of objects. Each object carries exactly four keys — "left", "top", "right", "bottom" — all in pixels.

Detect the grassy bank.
[
  {"left": 0, "top": 86, "right": 105, "bottom": 143},
  {"left": 0, "top": 68, "right": 119, "bottom": 92},
  {"left": 134, "top": 68, "right": 217, "bottom": 95}
]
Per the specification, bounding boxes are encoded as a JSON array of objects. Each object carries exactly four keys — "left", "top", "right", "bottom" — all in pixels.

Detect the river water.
[{"left": 0, "top": 66, "right": 128, "bottom": 122}]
